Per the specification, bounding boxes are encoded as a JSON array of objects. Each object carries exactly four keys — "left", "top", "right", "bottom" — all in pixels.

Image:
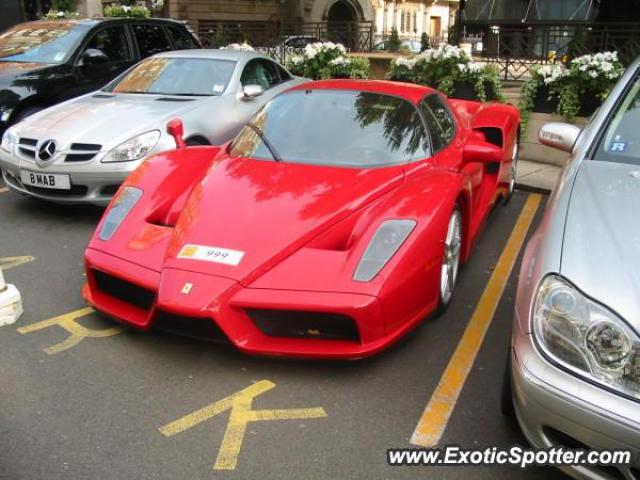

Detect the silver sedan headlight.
[
  {"left": 353, "top": 220, "right": 416, "bottom": 282},
  {"left": 101, "top": 130, "right": 160, "bottom": 163},
  {"left": 1, "top": 127, "right": 18, "bottom": 153},
  {"left": 533, "top": 274, "right": 640, "bottom": 399}
]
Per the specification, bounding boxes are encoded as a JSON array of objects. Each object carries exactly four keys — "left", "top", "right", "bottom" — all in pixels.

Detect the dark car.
[{"left": 0, "top": 17, "right": 200, "bottom": 135}]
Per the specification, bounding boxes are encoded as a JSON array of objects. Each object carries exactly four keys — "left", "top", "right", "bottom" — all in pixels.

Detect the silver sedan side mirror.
[
  {"left": 539, "top": 122, "right": 581, "bottom": 153},
  {"left": 241, "top": 84, "right": 264, "bottom": 100}
]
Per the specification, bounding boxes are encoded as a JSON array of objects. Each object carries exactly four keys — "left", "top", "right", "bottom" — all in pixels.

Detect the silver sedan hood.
[
  {"left": 17, "top": 92, "right": 208, "bottom": 146},
  {"left": 561, "top": 160, "right": 640, "bottom": 331}
]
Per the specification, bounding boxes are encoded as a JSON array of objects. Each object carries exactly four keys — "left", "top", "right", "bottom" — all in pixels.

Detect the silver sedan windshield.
[
  {"left": 106, "top": 57, "right": 236, "bottom": 96},
  {"left": 595, "top": 76, "right": 640, "bottom": 164}
]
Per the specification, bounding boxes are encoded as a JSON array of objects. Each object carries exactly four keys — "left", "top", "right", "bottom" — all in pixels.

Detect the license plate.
[{"left": 20, "top": 170, "right": 71, "bottom": 190}]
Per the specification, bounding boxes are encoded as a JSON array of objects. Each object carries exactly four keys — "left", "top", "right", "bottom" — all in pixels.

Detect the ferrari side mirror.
[
  {"left": 539, "top": 122, "right": 581, "bottom": 153},
  {"left": 241, "top": 84, "right": 264, "bottom": 100},
  {"left": 463, "top": 138, "right": 503, "bottom": 164},
  {"left": 167, "top": 118, "right": 186, "bottom": 149}
]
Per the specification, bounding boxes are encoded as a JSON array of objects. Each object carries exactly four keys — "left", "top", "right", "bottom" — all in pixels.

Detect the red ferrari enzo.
[{"left": 83, "top": 79, "right": 519, "bottom": 359}]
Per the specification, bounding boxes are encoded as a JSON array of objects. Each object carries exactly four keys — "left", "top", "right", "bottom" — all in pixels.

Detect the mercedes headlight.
[
  {"left": 353, "top": 220, "right": 416, "bottom": 282},
  {"left": 533, "top": 274, "right": 640, "bottom": 399},
  {"left": 1, "top": 127, "right": 18, "bottom": 153},
  {"left": 102, "top": 130, "right": 160, "bottom": 163},
  {"left": 98, "top": 186, "right": 143, "bottom": 240}
]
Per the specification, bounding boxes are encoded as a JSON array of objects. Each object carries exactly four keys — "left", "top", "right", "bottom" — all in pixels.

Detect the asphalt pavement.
[{"left": 0, "top": 183, "right": 567, "bottom": 480}]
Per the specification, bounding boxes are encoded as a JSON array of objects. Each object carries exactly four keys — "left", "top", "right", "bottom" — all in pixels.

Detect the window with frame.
[
  {"left": 420, "top": 94, "right": 455, "bottom": 152},
  {"left": 133, "top": 23, "right": 171, "bottom": 58},
  {"left": 241, "top": 59, "right": 280, "bottom": 90},
  {"left": 83, "top": 26, "right": 130, "bottom": 62},
  {"left": 166, "top": 25, "right": 198, "bottom": 50}
]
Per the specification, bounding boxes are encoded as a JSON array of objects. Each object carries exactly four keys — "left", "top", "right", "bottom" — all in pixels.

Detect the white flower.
[
  {"left": 289, "top": 54, "right": 304, "bottom": 65},
  {"left": 329, "top": 56, "right": 350, "bottom": 66},
  {"left": 122, "top": 5, "right": 131, "bottom": 11},
  {"left": 395, "top": 56, "right": 417, "bottom": 69},
  {"left": 221, "top": 42, "right": 254, "bottom": 52},
  {"left": 304, "top": 41, "right": 347, "bottom": 59},
  {"left": 56, "top": 10, "right": 65, "bottom": 17}
]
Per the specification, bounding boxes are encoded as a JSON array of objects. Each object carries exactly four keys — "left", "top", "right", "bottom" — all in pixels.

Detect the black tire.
[
  {"left": 501, "top": 348, "right": 516, "bottom": 418},
  {"left": 185, "top": 137, "right": 210, "bottom": 146}
]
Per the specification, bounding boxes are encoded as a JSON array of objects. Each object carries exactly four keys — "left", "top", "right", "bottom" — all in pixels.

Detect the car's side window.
[
  {"left": 166, "top": 25, "right": 199, "bottom": 49},
  {"left": 241, "top": 59, "right": 280, "bottom": 90},
  {"left": 83, "top": 26, "right": 131, "bottom": 62},
  {"left": 276, "top": 63, "right": 293, "bottom": 82},
  {"left": 418, "top": 95, "right": 456, "bottom": 154},
  {"left": 420, "top": 94, "right": 456, "bottom": 146},
  {"left": 421, "top": 108, "right": 445, "bottom": 153},
  {"left": 133, "top": 23, "right": 172, "bottom": 58}
]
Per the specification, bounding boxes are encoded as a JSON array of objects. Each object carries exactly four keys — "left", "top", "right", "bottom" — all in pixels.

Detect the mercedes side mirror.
[
  {"left": 81, "top": 48, "right": 109, "bottom": 65},
  {"left": 539, "top": 122, "right": 581, "bottom": 153},
  {"left": 167, "top": 118, "right": 185, "bottom": 148},
  {"left": 241, "top": 84, "right": 264, "bottom": 100}
]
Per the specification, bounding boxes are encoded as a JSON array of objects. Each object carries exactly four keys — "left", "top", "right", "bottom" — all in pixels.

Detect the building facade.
[{"left": 373, "top": 0, "right": 458, "bottom": 44}]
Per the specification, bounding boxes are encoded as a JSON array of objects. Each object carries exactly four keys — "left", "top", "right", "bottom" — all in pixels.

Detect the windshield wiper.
[{"left": 246, "top": 122, "right": 282, "bottom": 162}]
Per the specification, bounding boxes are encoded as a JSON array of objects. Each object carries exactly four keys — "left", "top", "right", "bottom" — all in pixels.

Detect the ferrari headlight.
[
  {"left": 1, "top": 127, "right": 18, "bottom": 153},
  {"left": 98, "top": 186, "right": 143, "bottom": 241},
  {"left": 102, "top": 130, "right": 160, "bottom": 163},
  {"left": 353, "top": 220, "right": 416, "bottom": 282},
  {"left": 533, "top": 274, "right": 640, "bottom": 399}
]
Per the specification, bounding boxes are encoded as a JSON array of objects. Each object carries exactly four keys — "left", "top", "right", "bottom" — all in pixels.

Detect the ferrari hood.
[
  {"left": 16, "top": 92, "right": 206, "bottom": 146},
  {"left": 162, "top": 156, "right": 404, "bottom": 283},
  {"left": 561, "top": 160, "right": 640, "bottom": 331}
]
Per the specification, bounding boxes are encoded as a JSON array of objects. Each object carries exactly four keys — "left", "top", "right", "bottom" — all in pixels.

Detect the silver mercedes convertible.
[
  {"left": 504, "top": 58, "right": 640, "bottom": 479},
  {"left": 0, "top": 49, "right": 306, "bottom": 205}
]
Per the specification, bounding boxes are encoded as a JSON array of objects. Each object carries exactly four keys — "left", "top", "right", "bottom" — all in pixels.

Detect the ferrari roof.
[{"left": 285, "top": 79, "right": 437, "bottom": 103}]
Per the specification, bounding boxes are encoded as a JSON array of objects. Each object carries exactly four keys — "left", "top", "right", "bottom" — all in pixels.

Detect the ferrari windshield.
[
  {"left": 107, "top": 57, "right": 236, "bottom": 96},
  {"left": 596, "top": 76, "right": 640, "bottom": 164},
  {"left": 0, "top": 21, "right": 88, "bottom": 64},
  {"left": 230, "top": 90, "right": 429, "bottom": 167}
]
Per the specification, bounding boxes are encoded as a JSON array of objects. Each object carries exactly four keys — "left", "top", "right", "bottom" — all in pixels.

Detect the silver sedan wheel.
[{"left": 440, "top": 209, "right": 462, "bottom": 306}]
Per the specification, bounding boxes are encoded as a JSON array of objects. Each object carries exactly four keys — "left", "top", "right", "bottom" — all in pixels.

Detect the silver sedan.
[
  {"left": 0, "top": 49, "right": 306, "bottom": 205},
  {"left": 504, "top": 58, "right": 640, "bottom": 478}
]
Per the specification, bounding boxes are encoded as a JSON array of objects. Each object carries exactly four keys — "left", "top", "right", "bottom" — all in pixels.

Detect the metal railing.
[
  {"left": 462, "top": 21, "right": 640, "bottom": 80},
  {"left": 197, "top": 20, "right": 374, "bottom": 63}
]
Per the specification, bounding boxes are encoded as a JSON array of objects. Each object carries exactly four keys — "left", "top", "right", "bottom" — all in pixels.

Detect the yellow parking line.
[{"left": 410, "top": 193, "right": 542, "bottom": 447}]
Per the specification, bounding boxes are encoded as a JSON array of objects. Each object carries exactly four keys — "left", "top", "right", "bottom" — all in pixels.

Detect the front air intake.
[
  {"left": 246, "top": 309, "right": 360, "bottom": 342},
  {"left": 92, "top": 270, "right": 155, "bottom": 311}
]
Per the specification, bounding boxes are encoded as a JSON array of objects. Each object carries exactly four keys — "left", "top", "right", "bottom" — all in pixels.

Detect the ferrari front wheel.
[{"left": 437, "top": 208, "right": 462, "bottom": 314}]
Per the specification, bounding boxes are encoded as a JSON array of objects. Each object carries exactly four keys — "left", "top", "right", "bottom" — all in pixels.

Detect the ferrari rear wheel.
[
  {"left": 505, "top": 138, "right": 519, "bottom": 204},
  {"left": 438, "top": 208, "right": 462, "bottom": 313}
]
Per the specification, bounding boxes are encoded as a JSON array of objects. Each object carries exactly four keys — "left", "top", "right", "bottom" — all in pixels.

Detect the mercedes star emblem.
[{"left": 37, "top": 140, "right": 57, "bottom": 161}]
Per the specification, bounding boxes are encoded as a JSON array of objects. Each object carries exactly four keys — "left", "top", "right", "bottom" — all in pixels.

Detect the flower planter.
[
  {"left": 577, "top": 93, "right": 601, "bottom": 117},
  {"left": 451, "top": 80, "right": 498, "bottom": 102},
  {"left": 532, "top": 86, "right": 558, "bottom": 113}
]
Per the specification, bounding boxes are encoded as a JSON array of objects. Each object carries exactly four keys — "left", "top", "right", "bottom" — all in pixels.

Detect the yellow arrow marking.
[
  {"left": 410, "top": 193, "right": 542, "bottom": 447},
  {"left": 0, "top": 256, "right": 35, "bottom": 271},
  {"left": 160, "top": 380, "right": 327, "bottom": 470},
  {"left": 17, "top": 307, "right": 125, "bottom": 355}
]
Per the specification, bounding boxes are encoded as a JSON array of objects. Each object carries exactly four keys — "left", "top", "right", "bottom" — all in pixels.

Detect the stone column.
[{"left": 386, "top": 1, "right": 395, "bottom": 34}]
